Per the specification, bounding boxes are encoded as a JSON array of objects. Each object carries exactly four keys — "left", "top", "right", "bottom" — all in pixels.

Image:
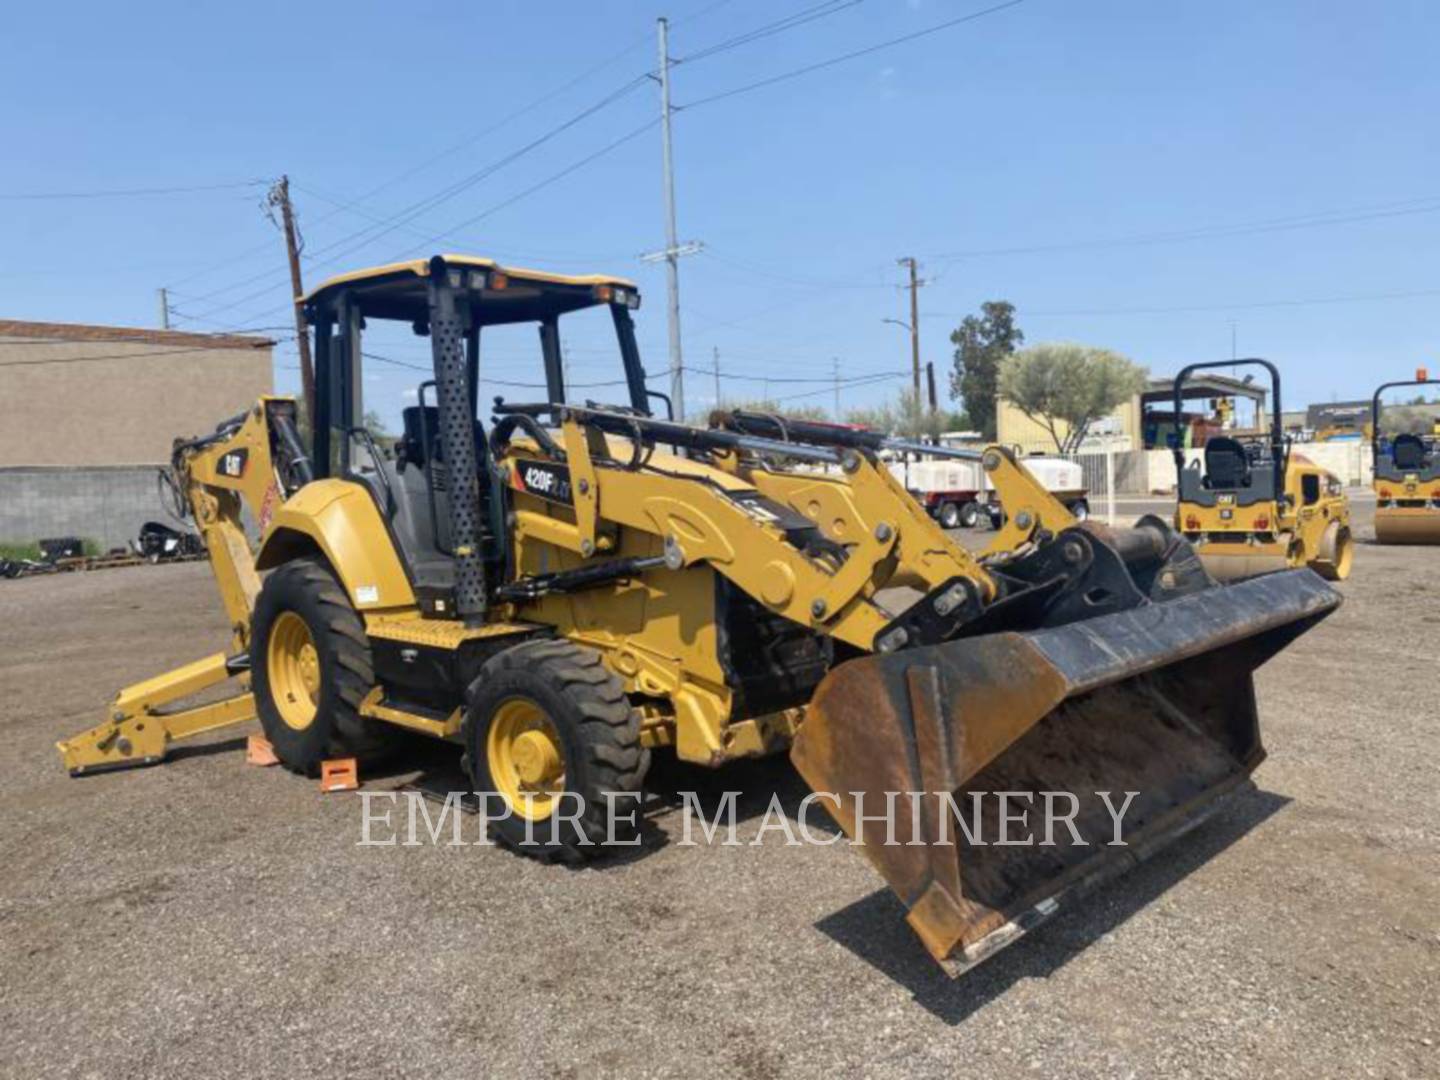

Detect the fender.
[{"left": 256, "top": 479, "right": 415, "bottom": 611}]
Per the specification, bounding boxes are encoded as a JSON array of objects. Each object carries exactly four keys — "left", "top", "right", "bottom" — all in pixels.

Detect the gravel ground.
[{"left": 1, "top": 500, "right": 1436, "bottom": 1079}]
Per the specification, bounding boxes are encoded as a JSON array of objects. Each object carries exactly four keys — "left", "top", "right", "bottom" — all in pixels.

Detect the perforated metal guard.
[{"left": 428, "top": 275, "right": 487, "bottom": 621}]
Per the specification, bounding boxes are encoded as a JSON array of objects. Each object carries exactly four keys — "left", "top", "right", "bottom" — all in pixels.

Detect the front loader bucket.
[{"left": 790, "top": 569, "right": 1339, "bottom": 975}]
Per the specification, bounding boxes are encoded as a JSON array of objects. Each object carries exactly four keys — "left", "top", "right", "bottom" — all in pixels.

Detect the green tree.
[
  {"left": 845, "top": 389, "right": 962, "bottom": 440},
  {"left": 843, "top": 400, "right": 897, "bottom": 434},
  {"left": 1381, "top": 404, "right": 1436, "bottom": 436},
  {"left": 895, "top": 387, "right": 946, "bottom": 441},
  {"left": 362, "top": 409, "right": 397, "bottom": 452},
  {"left": 949, "top": 301, "right": 1023, "bottom": 440},
  {"left": 998, "top": 343, "right": 1148, "bottom": 453},
  {"left": 361, "top": 409, "right": 391, "bottom": 436}
]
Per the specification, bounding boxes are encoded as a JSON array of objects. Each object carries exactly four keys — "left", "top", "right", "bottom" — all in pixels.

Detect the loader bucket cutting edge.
[{"left": 790, "top": 569, "right": 1340, "bottom": 976}]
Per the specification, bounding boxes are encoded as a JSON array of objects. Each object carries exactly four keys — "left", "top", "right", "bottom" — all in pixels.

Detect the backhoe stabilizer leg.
[{"left": 58, "top": 652, "right": 257, "bottom": 775}]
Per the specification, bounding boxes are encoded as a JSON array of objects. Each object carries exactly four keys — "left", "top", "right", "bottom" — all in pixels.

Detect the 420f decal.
[{"left": 511, "top": 459, "right": 573, "bottom": 505}]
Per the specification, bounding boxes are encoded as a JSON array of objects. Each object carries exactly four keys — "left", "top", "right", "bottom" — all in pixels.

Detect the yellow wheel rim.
[
  {"left": 267, "top": 611, "right": 322, "bottom": 731},
  {"left": 486, "top": 698, "right": 566, "bottom": 821}
]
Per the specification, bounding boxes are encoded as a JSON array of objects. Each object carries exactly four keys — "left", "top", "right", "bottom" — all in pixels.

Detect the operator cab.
[{"left": 301, "top": 254, "right": 650, "bottom": 618}]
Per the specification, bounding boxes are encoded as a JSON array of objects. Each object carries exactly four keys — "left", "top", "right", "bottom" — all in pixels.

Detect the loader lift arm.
[
  {"left": 500, "top": 402, "right": 1181, "bottom": 655},
  {"left": 58, "top": 399, "right": 311, "bottom": 774}
]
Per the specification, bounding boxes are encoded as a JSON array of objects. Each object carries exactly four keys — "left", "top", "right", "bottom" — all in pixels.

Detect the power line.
[
  {"left": 683, "top": 363, "right": 906, "bottom": 384},
  {"left": 348, "top": 76, "right": 652, "bottom": 266},
  {"left": 362, "top": 348, "right": 634, "bottom": 390},
  {"left": 702, "top": 249, "right": 898, "bottom": 290},
  {"left": 178, "top": 76, "right": 650, "bottom": 318},
  {"left": 341, "top": 39, "right": 656, "bottom": 212},
  {"left": 274, "top": 0, "right": 856, "bottom": 272},
  {"left": 327, "top": 0, "right": 744, "bottom": 224},
  {"left": 678, "top": 0, "right": 1027, "bottom": 112},
  {"left": 355, "top": 354, "right": 907, "bottom": 392},
  {"left": 925, "top": 195, "right": 1440, "bottom": 261},
  {"left": 163, "top": 0, "right": 1019, "bottom": 335},
  {"left": 213, "top": 119, "right": 663, "bottom": 332},
  {"left": 170, "top": 0, "right": 897, "bottom": 320},
  {"left": 775, "top": 371, "right": 904, "bottom": 402},
  {"left": 1003, "top": 286, "right": 1440, "bottom": 319},
  {"left": 676, "top": 0, "right": 862, "bottom": 65},
  {"left": 0, "top": 179, "right": 265, "bottom": 200},
  {"left": 0, "top": 342, "right": 280, "bottom": 369},
  {"left": 165, "top": 29, "right": 669, "bottom": 294},
  {"left": 393, "top": 119, "right": 660, "bottom": 258},
  {"left": 174, "top": 0, "right": 1001, "bottom": 317},
  {"left": 288, "top": 183, "right": 640, "bottom": 266},
  {"left": 261, "top": 0, "right": 853, "bottom": 280}
]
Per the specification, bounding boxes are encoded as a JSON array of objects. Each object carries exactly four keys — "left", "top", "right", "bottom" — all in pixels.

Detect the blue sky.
[{"left": 3, "top": 0, "right": 1438, "bottom": 429}]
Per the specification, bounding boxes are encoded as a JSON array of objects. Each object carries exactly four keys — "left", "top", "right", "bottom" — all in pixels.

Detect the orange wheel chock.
[
  {"left": 246, "top": 734, "right": 279, "bottom": 767},
  {"left": 320, "top": 757, "right": 359, "bottom": 793}
]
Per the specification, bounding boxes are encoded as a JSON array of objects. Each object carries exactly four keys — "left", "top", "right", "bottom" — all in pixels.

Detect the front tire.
[
  {"left": 464, "top": 639, "right": 648, "bottom": 864},
  {"left": 250, "top": 557, "right": 392, "bottom": 775}
]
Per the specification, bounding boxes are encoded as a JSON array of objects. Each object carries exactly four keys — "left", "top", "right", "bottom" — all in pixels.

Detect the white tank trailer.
[{"left": 890, "top": 453, "right": 1089, "bottom": 528}]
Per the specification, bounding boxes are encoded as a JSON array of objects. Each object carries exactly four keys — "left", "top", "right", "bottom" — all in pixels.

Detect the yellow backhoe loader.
[
  {"left": 59, "top": 256, "right": 1340, "bottom": 976},
  {"left": 1173, "top": 359, "right": 1353, "bottom": 582},
  {"left": 1372, "top": 371, "right": 1440, "bottom": 544}
]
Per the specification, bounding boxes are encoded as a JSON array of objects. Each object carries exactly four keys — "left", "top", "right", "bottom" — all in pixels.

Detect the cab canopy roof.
[{"left": 302, "top": 255, "right": 639, "bottom": 325}]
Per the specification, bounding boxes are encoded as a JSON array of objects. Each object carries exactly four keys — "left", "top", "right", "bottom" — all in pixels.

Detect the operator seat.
[
  {"left": 1203, "top": 436, "right": 1250, "bottom": 489},
  {"left": 381, "top": 405, "right": 502, "bottom": 591},
  {"left": 1392, "top": 433, "right": 1429, "bottom": 470}
]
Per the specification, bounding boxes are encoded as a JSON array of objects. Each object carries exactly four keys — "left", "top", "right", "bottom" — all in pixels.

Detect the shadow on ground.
[
  {"left": 814, "top": 787, "right": 1291, "bottom": 1025},
  {"left": 389, "top": 746, "right": 840, "bottom": 865}
]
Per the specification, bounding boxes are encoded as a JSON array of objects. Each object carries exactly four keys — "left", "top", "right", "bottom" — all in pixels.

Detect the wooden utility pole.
[
  {"left": 713, "top": 346, "right": 722, "bottom": 410},
  {"left": 269, "top": 175, "right": 316, "bottom": 427},
  {"left": 898, "top": 256, "right": 922, "bottom": 401},
  {"left": 926, "top": 361, "right": 938, "bottom": 412}
]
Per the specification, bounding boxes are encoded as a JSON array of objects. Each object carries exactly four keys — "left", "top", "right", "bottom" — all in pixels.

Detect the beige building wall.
[
  {"left": 996, "top": 398, "right": 1141, "bottom": 452},
  {"left": 0, "top": 321, "right": 273, "bottom": 466}
]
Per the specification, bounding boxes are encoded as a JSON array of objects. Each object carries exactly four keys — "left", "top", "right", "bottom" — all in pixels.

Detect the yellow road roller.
[
  {"left": 1173, "top": 359, "right": 1353, "bottom": 581},
  {"left": 1373, "top": 372, "right": 1440, "bottom": 544}
]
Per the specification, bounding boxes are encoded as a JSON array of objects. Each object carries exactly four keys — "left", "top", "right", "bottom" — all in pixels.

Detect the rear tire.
[
  {"left": 959, "top": 501, "right": 980, "bottom": 529},
  {"left": 938, "top": 501, "right": 961, "bottom": 529},
  {"left": 250, "top": 557, "right": 392, "bottom": 775},
  {"left": 464, "top": 639, "right": 648, "bottom": 864},
  {"left": 1069, "top": 499, "right": 1090, "bottom": 522}
]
